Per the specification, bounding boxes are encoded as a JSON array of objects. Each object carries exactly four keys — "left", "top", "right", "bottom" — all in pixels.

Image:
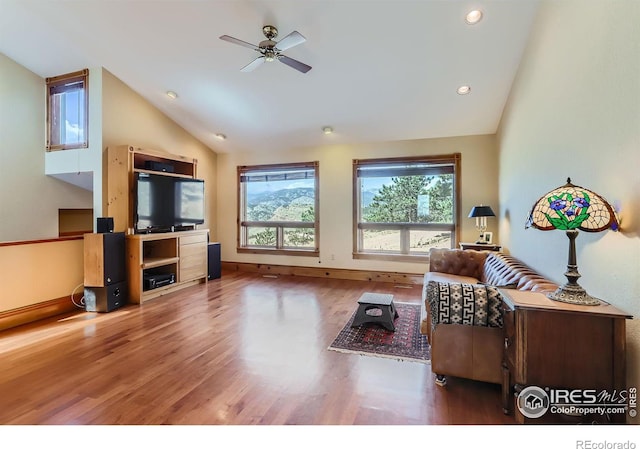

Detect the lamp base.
[{"left": 547, "top": 284, "right": 601, "bottom": 306}]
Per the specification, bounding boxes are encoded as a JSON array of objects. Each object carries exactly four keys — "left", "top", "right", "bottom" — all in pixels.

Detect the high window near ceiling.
[
  {"left": 238, "top": 162, "right": 319, "bottom": 256},
  {"left": 353, "top": 154, "right": 461, "bottom": 261},
  {"left": 46, "top": 69, "right": 88, "bottom": 151}
]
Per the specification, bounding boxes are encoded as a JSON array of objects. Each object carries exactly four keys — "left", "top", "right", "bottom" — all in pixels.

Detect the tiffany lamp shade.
[{"left": 525, "top": 178, "right": 619, "bottom": 306}]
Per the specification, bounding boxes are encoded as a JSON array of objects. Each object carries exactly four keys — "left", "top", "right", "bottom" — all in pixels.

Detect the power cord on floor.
[{"left": 71, "top": 283, "right": 85, "bottom": 309}]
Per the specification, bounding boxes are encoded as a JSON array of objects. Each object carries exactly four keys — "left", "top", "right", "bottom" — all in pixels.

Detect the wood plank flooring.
[{"left": 0, "top": 271, "right": 515, "bottom": 425}]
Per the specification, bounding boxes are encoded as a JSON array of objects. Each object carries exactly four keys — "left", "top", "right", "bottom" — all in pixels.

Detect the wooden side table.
[
  {"left": 500, "top": 289, "right": 632, "bottom": 424},
  {"left": 459, "top": 242, "right": 502, "bottom": 251}
]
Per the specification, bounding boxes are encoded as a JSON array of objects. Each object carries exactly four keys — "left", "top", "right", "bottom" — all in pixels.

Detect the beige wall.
[
  {"left": 217, "top": 134, "right": 499, "bottom": 274},
  {"left": 0, "top": 239, "right": 84, "bottom": 312},
  {"left": 101, "top": 69, "right": 218, "bottom": 237},
  {"left": 498, "top": 1, "right": 640, "bottom": 393},
  {"left": 0, "top": 53, "right": 93, "bottom": 241}
]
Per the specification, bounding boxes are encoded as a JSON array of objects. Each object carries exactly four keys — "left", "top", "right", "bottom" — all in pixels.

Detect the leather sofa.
[{"left": 420, "top": 248, "right": 557, "bottom": 386}]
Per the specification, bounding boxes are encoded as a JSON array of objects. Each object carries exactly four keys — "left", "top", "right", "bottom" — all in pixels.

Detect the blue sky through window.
[{"left": 62, "top": 89, "right": 83, "bottom": 144}]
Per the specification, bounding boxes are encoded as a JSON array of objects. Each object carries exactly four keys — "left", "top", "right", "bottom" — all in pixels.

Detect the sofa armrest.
[
  {"left": 425, "top": 280, "right": 503, "bottom": 330},
  {"left": 421, "top": 272, "right": 481, "bottom": 340}
]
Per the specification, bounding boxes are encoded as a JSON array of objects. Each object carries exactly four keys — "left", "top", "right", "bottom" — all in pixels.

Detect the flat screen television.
[{"left": 134, "top": 172, "right": 205, "bottom": 233}]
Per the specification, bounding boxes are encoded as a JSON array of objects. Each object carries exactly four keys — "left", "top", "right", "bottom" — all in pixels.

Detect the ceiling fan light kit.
[{"left": 220, "top": 25, "right": 312, "bottom": 73}]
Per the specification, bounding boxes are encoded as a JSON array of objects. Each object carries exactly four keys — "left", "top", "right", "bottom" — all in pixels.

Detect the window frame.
[
  {"left": 352, "top": 153, "right": 461, "bottom": 262},
  {"left": 46, "top": 69, "right": 89, "bottom": 151},
  {"left": 237, "top": 161, "right": 319, "bottom": 257}
]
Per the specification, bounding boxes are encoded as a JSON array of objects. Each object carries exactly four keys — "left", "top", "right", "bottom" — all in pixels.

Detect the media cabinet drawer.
[
  {"left": 180, "top": 256, "right": 207, "bottom": 281},
  {"left": 180, "top": 234, "right": 207, "bottom": 246},
  {"left": 180, "top": 241, "right": 206, "bottom": 258}
]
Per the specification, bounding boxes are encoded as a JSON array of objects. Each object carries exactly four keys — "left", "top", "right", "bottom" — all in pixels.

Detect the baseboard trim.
[
  {"left": 221, "top": 261, "right": 424, "bottom": 285},
  {"left": 0, "top": 295, "right": 82, "bottom": 332}
]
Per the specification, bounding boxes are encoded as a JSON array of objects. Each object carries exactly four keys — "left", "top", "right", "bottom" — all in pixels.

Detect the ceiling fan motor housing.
[
  {"left": 259, "top": 39, "right": 277, "bottom": 50},
  {"left": 259, "top": 39, "right": 277, "bottom": 61}
]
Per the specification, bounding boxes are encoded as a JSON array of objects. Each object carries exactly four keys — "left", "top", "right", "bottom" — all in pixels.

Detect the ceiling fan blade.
[
  {"left": 219, "top": 35, "right": 260, "bottom": 51},
  {"left": 278, "top": 55, "right": 312, "bottom": 73},
  {"left": 274, "top": 31, "right": 306, "bottom": 51},
  {"left": 241, "top": 56, "right": 266, "bottom": 72}
]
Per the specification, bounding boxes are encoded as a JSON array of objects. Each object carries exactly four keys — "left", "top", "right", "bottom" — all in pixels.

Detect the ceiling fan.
[{"left": 220, "top": 25, "right": 312, "bottom": 73}]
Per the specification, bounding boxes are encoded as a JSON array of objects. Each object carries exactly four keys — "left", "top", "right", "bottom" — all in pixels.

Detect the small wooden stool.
[{"left": 351, "top": 292, "right": 398, "bottom": 331}]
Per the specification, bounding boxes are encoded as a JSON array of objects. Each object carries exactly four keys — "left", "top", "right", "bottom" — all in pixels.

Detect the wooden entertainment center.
[{"left": 103, "top": 145, "right": 209, "bottom": 304}]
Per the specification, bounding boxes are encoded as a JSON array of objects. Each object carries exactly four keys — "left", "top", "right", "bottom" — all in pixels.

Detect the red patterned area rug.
[{"left": 328, "top": 302, "right": 430, "bottom": 364}]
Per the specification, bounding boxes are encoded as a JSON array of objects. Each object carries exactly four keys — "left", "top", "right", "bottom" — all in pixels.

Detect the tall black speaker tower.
[
  {"left": 208, "top": 242, "right": 221, "bottom": 280},
  {"left": 84, "top": 232, "right": 127, "bottom": 312}
]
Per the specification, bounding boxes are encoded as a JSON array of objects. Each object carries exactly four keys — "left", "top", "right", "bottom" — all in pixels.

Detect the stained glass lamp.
[{"left": 525, "top": 178, "right": 619, "bottom": 306}]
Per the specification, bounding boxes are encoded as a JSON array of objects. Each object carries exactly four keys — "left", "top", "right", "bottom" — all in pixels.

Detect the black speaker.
[
  {"left": 97, "top": 217, "right": 114, "bottom": 233},
  {"left": 208, "top": 242, "right": 221, "bottom": 280},
  {"left": 84, "top": 232, "right": 126, "bottom": 287},
  {"left": 102, "top": 232, "right": 126, "bottom": 285},
  {"left": 84, "top": 281, "right": 126, "bottom": 313},
  {"left": 144, "top": 160, "right": 175, "bottom": 173}
]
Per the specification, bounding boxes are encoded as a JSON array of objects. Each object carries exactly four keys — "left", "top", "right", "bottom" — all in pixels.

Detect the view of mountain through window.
[{"left": 238, "top": 162, "right": 318, "bottom": 254}]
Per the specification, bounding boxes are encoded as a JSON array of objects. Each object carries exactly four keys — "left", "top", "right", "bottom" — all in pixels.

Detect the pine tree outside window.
[{"left": 353, "top": 154, "right": 460, "bottom": 261}]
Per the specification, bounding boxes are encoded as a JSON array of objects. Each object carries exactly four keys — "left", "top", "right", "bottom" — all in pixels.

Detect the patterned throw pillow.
[{"left": 426, "top": 281, "right": 503, "bottom": 330}]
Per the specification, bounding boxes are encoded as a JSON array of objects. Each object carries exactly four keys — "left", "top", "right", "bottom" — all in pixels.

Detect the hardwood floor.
[{"left": 0, "top": 271, "right": 515, "bottom": 425}]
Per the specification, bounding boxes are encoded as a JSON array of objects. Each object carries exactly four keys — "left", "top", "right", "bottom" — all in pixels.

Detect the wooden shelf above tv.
[
  {"left": 131, "top": 147, "right": 197, "bottom": 178},
  {"left": 133, "top": 168, "right": 193, "bottom": 179},
  {"left": 104, "top": 145, "right": 199, "bottom": 234}
]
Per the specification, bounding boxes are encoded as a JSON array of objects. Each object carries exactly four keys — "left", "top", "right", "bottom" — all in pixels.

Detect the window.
[
  {"left": 46, "top": 69, "right": 88, "bottom": 151},
  {"left": 238, "top": 162, "right": 319, "bottom": 256},
  {"left": 353, "top": 154, "right": 460, "bottom": 261}
]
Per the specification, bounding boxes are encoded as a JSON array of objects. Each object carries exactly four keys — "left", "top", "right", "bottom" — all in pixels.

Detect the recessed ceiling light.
[
  {"left": 465, "top": 10, "right": 483, "bottom": 25},
  {"left": 457, "top": 85, "right": 471, "bottom": 95},
  {"left": 166, "top": 91, "right": 178, "bottom": 99},
  {"left": 214, "top": 133, "right": 226, "bottom": 141},
  {"left": 322, "top": 126, "right": 333, "bottom": 135}
]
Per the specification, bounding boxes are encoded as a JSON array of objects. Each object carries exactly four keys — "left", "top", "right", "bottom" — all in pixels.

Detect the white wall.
[
  {"left": 498, "top": 0, "right": 640, "bottom": 393},
  {"left": 217, "top": 134, "right": 499, "bottom": 274},
  {"left": 0, "top": 53, "right": 93, "bottom": 241}
]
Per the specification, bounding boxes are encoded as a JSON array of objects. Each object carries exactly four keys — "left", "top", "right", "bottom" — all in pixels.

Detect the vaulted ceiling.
[{"left": 0, "top": 0, "right": 540, "bottom": 154}]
